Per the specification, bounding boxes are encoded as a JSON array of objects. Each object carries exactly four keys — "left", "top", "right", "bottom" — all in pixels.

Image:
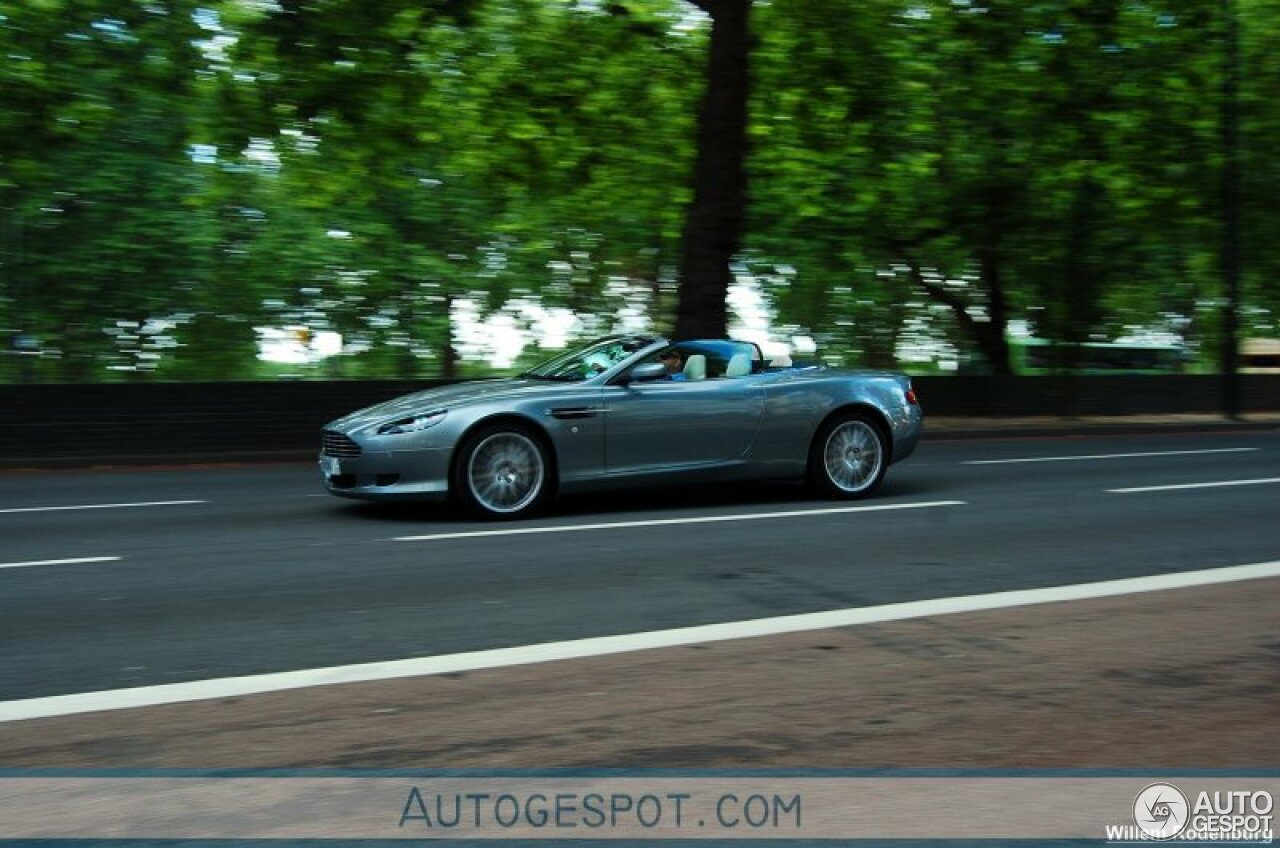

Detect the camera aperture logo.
[
  {"left": 1134, "top": 783, "right": 1190, "bottom": 840},
  {"left": 1107, "top": 783, "right": 1275, "bottom": 843}
]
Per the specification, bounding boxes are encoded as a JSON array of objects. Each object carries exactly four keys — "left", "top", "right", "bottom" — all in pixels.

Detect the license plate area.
[{"left": 321, "top": 456, "right": 341, "bottom": 476}]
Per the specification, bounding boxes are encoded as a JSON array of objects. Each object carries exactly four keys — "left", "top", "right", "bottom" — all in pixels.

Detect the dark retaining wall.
[
  {"left": 911, "top": 374, "right": 1280, "bottom": 417},
  {"left": 1, "top": 375, "right": 1277, "bottom": 462}
]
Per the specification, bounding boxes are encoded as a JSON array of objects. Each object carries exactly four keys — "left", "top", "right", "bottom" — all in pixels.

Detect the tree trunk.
[
  {"left": 906, "top": 261, "right": 1013, "bottom": 375},
  {"left": 440, "top": 292, "right": 458, "bottom": 379},
  {"left": 674, "top": 0, "right": 750, "bottom": 340},
  {"left": 976, "top": 246, "right": 1013, "bottom": 376}
]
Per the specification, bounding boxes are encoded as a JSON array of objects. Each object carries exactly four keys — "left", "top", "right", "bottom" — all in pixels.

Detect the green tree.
[{"left": 1, "top": 0, "right": 215, "bottom": 380}]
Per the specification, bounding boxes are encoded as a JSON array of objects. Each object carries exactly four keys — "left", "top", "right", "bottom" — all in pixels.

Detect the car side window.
[
  {"left": 638, "top": 341, "right": 758, "bottom": 382},
  {"left": 637, "top": 348, "right": 696, "bottom": 383}
]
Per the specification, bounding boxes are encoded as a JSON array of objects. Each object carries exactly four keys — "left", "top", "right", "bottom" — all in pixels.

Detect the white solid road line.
[
  {"left": 963, "top": 447, "right": 1259, "bottom": 466},
  {"left": 393, "top": 500, "right": 967, "bottom": 543},
  {"left": 0, "top": 499, "right": 206, "bottom": 515},
  {"left": 1108, "top": 477, "right": 1280, "bottom": 494},
  {"left": 3, "top": 559, "right": 1278, "bottom": 723},
  {"left": 0, "top": 556, "right": 121, "bottom": 571}
]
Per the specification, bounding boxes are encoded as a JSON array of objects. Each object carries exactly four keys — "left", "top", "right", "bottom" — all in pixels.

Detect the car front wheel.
[
  {"left": 808, "top": 412, "right": 888, "bottom": 499},
  {"left": 453, "top": 424, "right": 552, "bottom": 519}
]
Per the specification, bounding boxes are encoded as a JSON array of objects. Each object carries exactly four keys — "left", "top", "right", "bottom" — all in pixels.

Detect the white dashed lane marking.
[
  {"left": 963, "top": 448, "right": 1259, "bottom": 466},
  {"left": 0, "top": 500, "right": 205, "bottom": 515}
]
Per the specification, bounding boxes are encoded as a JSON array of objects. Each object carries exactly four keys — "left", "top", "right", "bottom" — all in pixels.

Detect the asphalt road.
[{"left": 2, "top": 429, "right": 1278, "bottom": 704}]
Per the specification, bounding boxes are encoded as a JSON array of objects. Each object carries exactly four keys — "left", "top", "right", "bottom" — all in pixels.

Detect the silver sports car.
[{"left": 320, "top": 335, "right": 923, "bottom": 518}]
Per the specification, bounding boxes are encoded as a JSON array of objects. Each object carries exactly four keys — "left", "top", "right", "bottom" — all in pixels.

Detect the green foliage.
[
  {"left": 749, "top": 0, "right": 1277, "bottom": 371},
  {"left": 0, "top": 0, "right": 1276, "bottom": 381}
]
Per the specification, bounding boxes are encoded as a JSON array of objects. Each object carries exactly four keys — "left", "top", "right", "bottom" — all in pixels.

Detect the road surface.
[{"left": 1, "top": 429, "right": 1277, "bottom": 767}]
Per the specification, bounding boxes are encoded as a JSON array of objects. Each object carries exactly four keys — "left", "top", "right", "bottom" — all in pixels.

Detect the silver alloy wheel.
[
  {"left": 466, "top": 431, "right": 546, "bottom": 514},
  {"left": 822, "top": 419, "right": 884, "bottom": 494}
]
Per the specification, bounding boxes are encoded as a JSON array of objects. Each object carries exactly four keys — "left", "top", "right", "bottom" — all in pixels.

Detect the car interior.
[
  {"left": 639, "top": 341, "right": 798, "bottom": 382},
  {"left": 682, "top": 354, "right": 707, "bottom": 380}
]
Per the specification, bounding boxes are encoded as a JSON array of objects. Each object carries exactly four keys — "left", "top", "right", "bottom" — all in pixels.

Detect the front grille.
[{"left": 322, "top": 430, "right": 362, "bottom": 458}]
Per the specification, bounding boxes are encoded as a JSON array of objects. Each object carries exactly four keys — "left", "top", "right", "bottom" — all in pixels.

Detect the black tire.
[
  {"left": 451, "top": 423, "right": 553, "bottom": 519},
  {"left": 807, "top": 411, "right": 889, "bottom": 499}
]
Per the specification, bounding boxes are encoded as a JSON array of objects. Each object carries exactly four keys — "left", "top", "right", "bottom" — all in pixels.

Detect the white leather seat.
[
  {"left": 725, "top": 352, "right": 752, "bottom": 377},
  {"left": 768, "top": 353, "right": 793, "bottom": 368},
  {"left": 683, "top": 354, "right": 706, "bottom": 381}
]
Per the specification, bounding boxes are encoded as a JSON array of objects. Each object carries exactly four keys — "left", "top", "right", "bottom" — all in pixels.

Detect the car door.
[{"left": 602, "top": 375, "right": 764, "bottom": 474}]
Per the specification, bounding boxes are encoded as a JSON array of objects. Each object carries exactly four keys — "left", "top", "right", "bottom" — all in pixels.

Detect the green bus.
[
  {"left": 960, "top": 338, "right": 1189, "bottom": 375},
  {"left": 1012, "top": 338, "right": 1188, "bottom": 375}
]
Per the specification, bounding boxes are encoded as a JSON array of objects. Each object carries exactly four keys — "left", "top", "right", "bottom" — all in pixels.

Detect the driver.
[{"left": 660, "top": 349, "right": 687, "bottom": 381}]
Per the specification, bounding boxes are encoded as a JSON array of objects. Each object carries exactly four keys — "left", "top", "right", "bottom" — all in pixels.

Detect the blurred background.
[{"left": 1, "top": 0, "right": 1278, "bottom": 383}]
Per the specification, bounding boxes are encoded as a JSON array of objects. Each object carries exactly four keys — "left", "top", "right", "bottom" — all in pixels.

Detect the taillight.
[{"left": 905, "top": 386, "right": 919, "bottom": 406}]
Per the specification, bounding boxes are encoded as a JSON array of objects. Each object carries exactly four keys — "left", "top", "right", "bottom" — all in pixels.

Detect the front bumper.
[{"left": 319, "top": 445, "right": 453, "bottom": 501}]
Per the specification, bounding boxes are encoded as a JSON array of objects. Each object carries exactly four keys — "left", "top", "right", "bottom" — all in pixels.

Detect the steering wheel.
[{"left": 582, "top": 352, "right": 612, "bottom": 375}]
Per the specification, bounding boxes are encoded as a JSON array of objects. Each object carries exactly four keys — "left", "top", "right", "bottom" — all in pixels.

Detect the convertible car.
[{"left": 320, "top": 335, "right": 923, "bottom": 518}]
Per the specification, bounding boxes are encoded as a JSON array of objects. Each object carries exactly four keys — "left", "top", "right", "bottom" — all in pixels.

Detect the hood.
[{"left": 326, "top": 378, "right": 556, "bottom": 432}]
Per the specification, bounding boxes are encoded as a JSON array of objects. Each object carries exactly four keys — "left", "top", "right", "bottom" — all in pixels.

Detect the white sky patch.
[
  {"left": 257, "top": 329, "right": 306, "bottom": 365},
  {"left": 1006, "top": 319, "right": 1033, "bottom": 338},
  {"left": 1115, "top": 328, "right": 1185, "bottom": 346},
  {"left": 193, "top": 7, "right": 221, "bottom": 30},
  {"left": 728, "top": 274, "right": 771, "bottom": 335},
  {"left": 482, "top": 313, "right": 524, "bottom": 368},
  {"left": 452, "top": 298, "right": 530, "bottom": 369},
  {"left": 189, "top": 144, "right": 217, "bottom": 165},
  {"left": 728, "top": 276, "right": 774, "bottom": 354},
  {"left": 312, "top": 330, "right": 342, "bottom": 357},
  {"left": 452, "top": 288, "right": 656, "bottom": 370},
  {"left": 243, "top": 138, "right": 280, "bottom": 170},
  {"left": 603, "top": 276, "right": 655, "bottom": 336},
  {"left": 729, "top": 273, "right": 795, "bottom": 358},
  {"left": 193, "top": 8, "right": 235, "bottom": 66},
  {"left": 516, "top": 300, "right": 579, "bottom": 348},
  {"left": 256, "top": 268, "right": 934, "bottom": 369},
  {"left": 669, "top": 3, "right": 710, "bottom": 34},
  {"left": 897, "top": 310, "right": 959, "bottom": 368}
]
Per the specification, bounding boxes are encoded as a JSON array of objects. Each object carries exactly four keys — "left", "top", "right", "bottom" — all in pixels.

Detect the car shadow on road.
[{"left": 328, "top": 476, "right": 950, "bottom": 525}]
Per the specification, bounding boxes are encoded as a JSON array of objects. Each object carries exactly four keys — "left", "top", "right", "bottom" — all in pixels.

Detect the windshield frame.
[{"left": 520, "top": 335, "right": 663, "bottom": 383}]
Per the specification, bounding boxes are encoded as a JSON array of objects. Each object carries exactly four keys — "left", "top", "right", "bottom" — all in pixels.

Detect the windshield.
[{"left": 522, "top": 335, "right": 657, "bottom": 381}]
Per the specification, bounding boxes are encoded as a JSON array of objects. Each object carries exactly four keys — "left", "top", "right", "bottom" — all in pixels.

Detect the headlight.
[{"left": 377, "top": 410, "right": 447, "bottom": 435}]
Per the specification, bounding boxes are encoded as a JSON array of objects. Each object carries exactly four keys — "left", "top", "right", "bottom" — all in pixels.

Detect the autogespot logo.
[{"left": 1135, "top": 783, "right": 1191, "bottom": 840}]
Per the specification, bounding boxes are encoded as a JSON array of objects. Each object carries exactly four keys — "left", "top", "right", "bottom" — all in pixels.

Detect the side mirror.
[{"left": 620, "top": 361, "right": 668, "bottom": 385}]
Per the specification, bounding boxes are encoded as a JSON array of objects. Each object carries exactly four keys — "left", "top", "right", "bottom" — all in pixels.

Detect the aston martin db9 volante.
[{"left": 320, "top": 335, "right": 923, "bottom": 518}]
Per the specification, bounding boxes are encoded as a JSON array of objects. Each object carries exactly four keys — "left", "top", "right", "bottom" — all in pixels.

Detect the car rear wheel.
[
  {"left": 808, "top": 412, "right": 888, "bottom": 499},
  {"left": 453, "top": 424, "right": 552, "bottom": 519}
]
